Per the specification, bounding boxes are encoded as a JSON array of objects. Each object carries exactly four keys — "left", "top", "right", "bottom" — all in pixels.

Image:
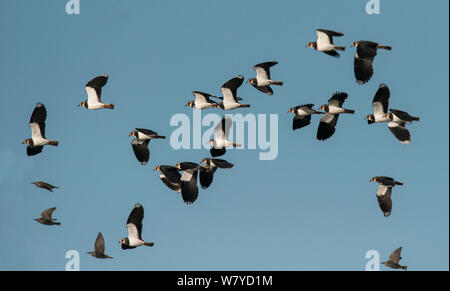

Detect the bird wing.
[
  {"left": 220, "top": 75, "right": 244, "bottom": 103},
  {"left": 354, "top": 55, "right": 374, "bottom": 85},
  {"left": 86, "top": 75, "right": 108, "bottom": 88},
  {"left": 29, "top": 103, "right": 47, "bottom": 139},
  {"left": 389, "top": 247, "right": 403, "bottom": 264},
  {"left": 126, "top": 204, "right": 144, "bottom": 239},
  {"left": 210, "top": 158, "right": 234, "bottom": 169},
  {"left": 193, "top": 91, "right": 215, "bottom": 104},
  {"left": 210, "top": 147, "right": 226, "bottom": 157},
  {"left": 41, "top": 207, "right": 56, "bottom": 220},
  {"left": 317, "top": 113, "right": 339, "bottom": 141},
  {"left": 214, "top": 116, "right": 233, "bottom": 141},
  {"left": 94, "top": 232, "right": 106, "bottom": 254},
  {"left": 27, "top": 145, "right": 43, "bottom": 156},
  {"left": 293, "top": 115, "right": 312, "bottom": 131},
  {"left": 131, "top": 139, "right": 150, "bottom": 165},
  {"left": 180, "top": 169, "right": 199, "bottom": 204},
  {"left": 390, "top": 109, "right": 416, "bottom": 122},
  {"left": 254, "top": 61, "right": 277, "bottom": 80},
  {"left": 315, "top": 29, "right": 337, "bottom": 45},
  {"left": 373, "top": 84, "right": 390, "bottom": 116},
  {"left": 252, "top": 84, "right": 273, "bottom": 95},
  {"left": 159, "top": 166, "right": 182, "bottom": 185},
  {"left": 85, "top": 86, "right": 102, "bottom": 103},
  {"left": 357, "top": 41, "right": 378, "bottom": 60},
  {"left": 136, "top": 128, "right": 160, "bottom": 137},
  {"left": 376, "top": 185, "right": 392, "bottom": 217},
  {"left": 388, "top": 122, "right": 411, "bottom": 145},
  {"left": 328, "top": 92, "right": 348, "bottom": 107},
  {"left": 199, "top": 168, "right": 215, "bottom": 189}
]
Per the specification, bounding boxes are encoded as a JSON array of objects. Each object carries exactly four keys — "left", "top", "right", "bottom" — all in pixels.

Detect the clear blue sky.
[{"left": 0, "top": 0, "right": 448, "bottom": 271}]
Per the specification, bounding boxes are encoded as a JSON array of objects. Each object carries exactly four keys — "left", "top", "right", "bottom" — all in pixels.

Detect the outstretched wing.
[
  {"left": 126, "top": 203, "right": 144, "bottom": 239},
  {"left": 373, "top": 84, "right": 390, "bottom": 115},
  {"left": 220, "top": 75, "right": 244, "bottom": 103},
  {"left": 328, "top": 92, "right": 348, "bottom": 107},
  {"left": 29, "top": 103, "right": 47, "bottom": 139},
  {"left": 254, "top": 61, "right": 277, "bottom": 80}
]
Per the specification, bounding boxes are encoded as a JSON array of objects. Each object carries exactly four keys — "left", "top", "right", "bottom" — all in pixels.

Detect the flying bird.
[
  {"left": 119, "top": 203, "right": 154, "bottom": 250},
  {"left": 365, "top": 84, "right": 390, "bottom": 124},
  {"left": 382, "top": 247, "right": 408, "bottom": 271},
  {"left": 288, "top": 104, "right": 324, "bottom": 131},
  {"left": 307, "top": 29, "right": 345, "bottom": 58},
  {"left": 31, "top": 181, "right": 59, "bottom": 192},
  {"left": 129, "top": 128, "right": 165, "bottom": 165},
  {"left": 370, "top": 176, "right": 404, "bottom": 217},
  {"left": 208, "top": 116, "right": 241, "bottom": 157},
  {"left": 317, "top": 92, "right": 354, "bottom": 141},
  {"left": 23, "top": 103, "right": 58, "bottom": 156},
  {"left": 186, "top": 91, "right": 219, "bottom": 109},
  {"left": 154, "top": 165, "right": 182, "bottom": 192},
  {"left": 34, "top": 207, "right": 60, "bottom": 226},
  {"left": 247, "top": 61, "right": 283, "bottom": 95},
  {"left": 199, "top": 158, "right": 234, "bottom": 189},
  {"left": 79, "top": 74, "right": 114, "bottom": 110},
  {"left": 175, "top": 162, "right": 204, "bottom": 204},
  {"left": 88, "top": 232, "right": 113, "bottom": 259},
  {"left": 386, "top": 109, "right": 420, "bottom": 145},
  {"left": 351, "top": 41, "right": 392, "bottom": 84},
  {"left": 216, "top": 75, "right": 250, "bottom": 110}
]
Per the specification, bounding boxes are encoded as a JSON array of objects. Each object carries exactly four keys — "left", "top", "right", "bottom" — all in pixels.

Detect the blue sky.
[{"left": 0, "top": 0, "right": 448, "bottom": 271}]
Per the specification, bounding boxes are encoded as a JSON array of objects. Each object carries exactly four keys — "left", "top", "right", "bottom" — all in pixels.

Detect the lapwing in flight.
[
  {"left": 382, "top": 247, "right": 408, "bottom": 271},
  {"left": 208, "top": 116, "right": 241, "bottom": 157},
  {"left": 288, "top": 104, "right": 324, "bottom": 131},
  {"left": 79, "top": 74, "right": 114, "bottom": 110},
  {"left": 370, "top": 176, "right": 404, "bottom": 217},
  {"left": 307, "top": 29, "right": 345, "bottom": 58},
  {"left": 216, "top": 75, "right": 250, "bottom": 110},
  {"left": 119, "top": 203, "right": 154, "bottom": 250},
  {"left": 23, "top": 103, "right": 58, "bottom": 156},
  {"left": 386, "top": 109, "right": 420, "bottom": 145},
  {"left": 175, "top": 162, "right": 205, "bottom": 205},
  {"left": 199, "top": 158, "right": 234, "bottom": 189},
  {"left": 351, "top": 41, "right": 391, "bottom": 84},
  {"left": 34, "top": 207, "right": 60, "bottom": 226},
  {"left": 186, "top": 91, "right": 219, "bottom": 109},
  {"left": 154, "top": 165, "right": 182, "bottom": 193},
  {"left": 317, "top": 92, "right": 354, "bottom": 141},
  {"left": 88, "top": 232, "right": 113, "bottom": 259},
  {"left": 32, "top": 181, "right": 59, "bottom": 192},
  {"left": 365, "top": 84, "right": 391, "bottom": 124},
  {"left": 129, "top": 128, "right": 165, "bottom": 165},
  {"left": 247, "top": 61, "right": 283, "bottom": 95}
]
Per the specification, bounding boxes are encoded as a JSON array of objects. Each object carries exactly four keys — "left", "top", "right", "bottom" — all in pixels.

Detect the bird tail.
[
  {"left": 270, "top": 80, "right": 284, "bottom": 86},
  {"left": 378, "top": 45, "right": 392, "bottom": 51},
  {"left": 232, "top": 142, "right": 242, "bottom": 148},
  {"left": 334, "top": 46, "right": 345, "bottom": 51},
  {"left": 344, "top": 109, "right": 355, "bottom": 114},
  {"left": 103, "top": 104, "right": 115, "bottom": 109},
  {"left": 144, "top": 242, "right": 154, "bottom": 247},
  {"left": 54, "top": 221, "right": 61, "bottom": 226},
  {"left": 239, "top": 104, "right": 251, "bottom": 108},
  {"left": 411, "top": 116, "right": 420, "bottom": 122},
  {"left": 395, "top": 181, "right": 404, "bottom": 186},
  {"left": 155, "top": 135, "right": 166, "bottom": 139},
  {"left": 402, "top": 266, "right": 408, "bottom": 271},
  {"left": 48, "top": 140, "right": 59, "bottom": 146}
]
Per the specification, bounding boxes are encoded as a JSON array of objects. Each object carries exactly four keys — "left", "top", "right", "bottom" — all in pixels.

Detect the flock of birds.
[{"left": 24, "top": 29, "right": 414, "bottom": 270}]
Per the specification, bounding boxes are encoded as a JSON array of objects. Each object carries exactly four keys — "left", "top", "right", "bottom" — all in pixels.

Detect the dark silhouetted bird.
[
  {"left": 31, "top": 181, "right": 59, "bottom": 192},
  {"left": 247, "top": 61, "right": 283, "bottom": 95},
  {"left": 317, "top": 92, "right": 354, "bottom": 141},
  {"left": 88, "top": 232, "right": 113, "bottom": 259},
  {"left": 370, "top": 176, "right": 404, "bottom": 217},
  {"left": 129, "top": 128, "right": 165, "bottom": 165},
  {"left": 365, "top": 84, "right": 391, "bottom": 124},
  {"left": 382, "top": 247, "right": 408, "bottom": 271},
  {"left": 35, "top": 207, "right": 60, "bottom": 226},
  {"left": 351, "top": 41, "right": 391, "bottom": 84},
  {"left": 199, "top": 158, "right": 234, "bottom": 189},
  {"left": 307, "top": 29, "right": 345, "bottom": 58},
  {"left": 154, "top": 165, "right": 182, "bottom": 192},
  {"left": 79, "top": 74, "right": 114, "bottom": 110},
  {"left": 119, "top": 203, "right": 154, "bottom": 250},
  {"left": 23, "top": 103, "right": 58, "bottom": 156},
  {"left": 288, "top": 104, "right": 324, "bottom": 131}
]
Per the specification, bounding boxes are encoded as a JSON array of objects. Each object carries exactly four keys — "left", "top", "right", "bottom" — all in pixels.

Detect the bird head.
[
  {"left": 384, "top": 113, "right": 393, "bottom": 121},
  {"left": 119, "top": 238, "right": 129, "bottom": 245},
  {"left": 185, "top": 101, "right": 195, "bottom": 108},
  {"left": 78, "top": 101, "right": 87, "bottom": 108},
  {"left": 200, "top": 158, "right": 210, "bottom": 165},
  {"left": 175, "top": 163, "right": 181, "bottom": 170},
  {"left": 319, "top": 105, "right": 328, "bottom": 111},
  {"left": 129, "top": 131, "right": 137, "bottom": 137},
  {"left": 306, "top": 42, "right": 315, "bottom": 48},
  {"left": 23, "top": 139, "right": 32, "bottom": 145},
  {"left": 208, "top": 139, "right": 215, "bottom": 147},
  {"left": 365, "top": 114, "right": 375, "bottom": 124},
  {"left": 154, "top": 165, "right": 160, "bottom": 172},
  {"left": 288, "top": 107, "right": 295, "bottom": 114},
  {"left": 247, "top": 78, "right": 257, "bottom": 85},
  {"left": 351, "top": 41, "right": 359, "bottom": 48},
  {"left": 369, "top": 177, "right": 378, "bottom": 183}
]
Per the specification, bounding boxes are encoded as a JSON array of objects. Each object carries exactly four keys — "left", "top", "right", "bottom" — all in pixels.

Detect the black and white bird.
[
  {"left": 386, "top": 109, "right": 420, "bottom": 145},
  {"left": 186, "top": 91, "right": 219, "bottom": 109},
  {"left": 154, "top": 165, "right": 182, "bottom": 193},
  {"left": 307, "top": 29, "right": 345, "bottom": 58},
  {"left": 23, "top": 103, "right": 59, "bottom": 156},
  {"left": 382, "top": 247, "right": 408, "bottom": 271},
  {"left": 199, "top": 158, "right": 234, "bottom": 189},
  {"left": 175, "top": 162, "right": 204, "bottom": 204},
  {"left": 208, "top": 116, "right": 241, "bottom": 157},
  {"left": 216, "top": 75, "right": 250, "bottom": 110},
  {"left": 119, "top": 203, "right": 154, "bottom": 250},
  {"left": 129, "top": 128, "right": 165, "bottom": 165},
  {"left": 370, "top": 176, "right": 404, "bottom": 217},
  {"left": 31, "top": 181, "right": 59, "bottom": 192},
  {"left": 317, "top": 92, "right": 355, "bottom": 141},
  {"left": 79, "top": 74, "right": 115, "bottom": 110},
  {"left": 365, "top": 84, "right": 391, "bottom": 124},
  {"left": 288, "top": 104, "right": 324, "bottom": 131},
  {"left": 247, "top": 61, "right": 283, "bottom": 95},
  {"left": 34, "top": 207, "right": 60, "bottom": 226},
  {"left": 88, "top": 232, "right": 113, "bottom": 259},
  {"left": 351, "top": 41, "right": 392, "bottom": 84}
]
